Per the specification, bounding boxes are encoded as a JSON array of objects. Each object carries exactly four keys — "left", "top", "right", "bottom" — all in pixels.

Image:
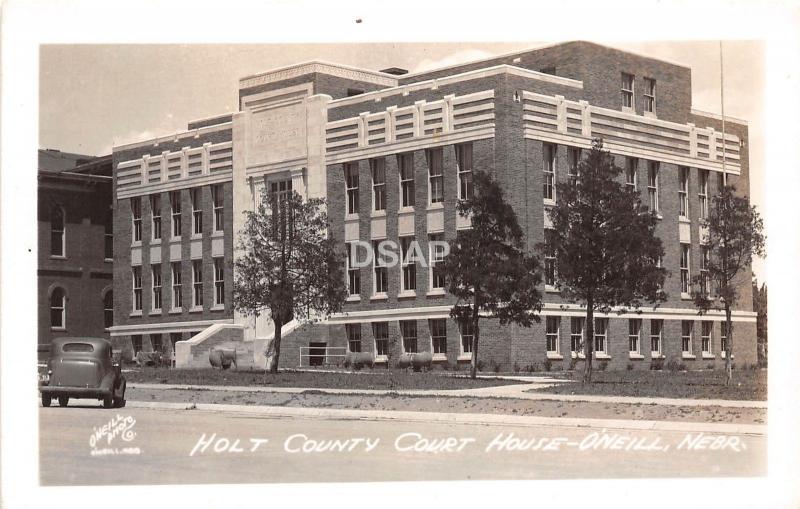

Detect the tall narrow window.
[
  {"left": 373, "top": 322, "right": 389, "bottom": 357},
  {"left": 151, "top": 333, "right": 163, "bottom": 353},
  {"left": 625, "top": 158, "right": 637, "bottom": 191},
  {"left": 698, "top": 170, "right": 709, "bottom": 219},
  {"left": 680, "top": 243, "right": 691, "bottom": 295},
  {"left": 132, "top": 266, "right": 142, "bottom": 311},
  {"left": 345, "top": 163, "right": 359, "bottom": 215},
  {"left": 543, "top": 143, "right": 556, "bottom": 201},
  {"left": 544, "top": 229, "right": 556, "bottom": 287},
  {"left": 131, "top": 335, "right": 142, "bottom": 355},
  {"left": 371, "top": 159, "right": 386, "bottom": 212},
  {"left": 399, "top": 153, "right": 415, "bottom": 208},
  {"left": 647, "top": 161, "right": 659, "bottom": 213},
  {"left": 700, "top": 246, "right": 711, "bottom": 296},
  {"left": 171, "top": 262, "right": 182, "bottom": 310},
  {"left": 457, "top": 144, "right": 474, "bottom": 200},
  {"left": 50, "top": 287, "right": 65, "bottom": 329},
  {"left": 270, "top": 179, "right": 293, "bottom": 202},
  {"left": 682, "top": 320, "right": 693, "bottom": 354},
  {"left": 131, "top": 197, "right": 142, "bottom": 242},
  {"left": 650, "top": 319, "right": 663, "bottom": 356},
  {"left": 427, "top": 148, "right": 444, "bottom": 204},
  {"left": 103, "top": 290, "right": 113, "bottom": 329},
  {"left": 401, "top": 320, "right": 418, "bottom": 353},
  {"left": 214, "top": 258, "right": 224, "bottom": 306},
  {"left": 546, "top": 316, "right": 560, "bottom": 354},
  {"left": 151, "top": 264, "right": 162, "bottom": 311},
  {"left": 643, "top": 77, "right": 656, "bottom": 113},
  {"left": 104, "top": 208, "right": 113, "bottom": 260},
  {"left": 571, "top": 317, "right": 584, "bottom": 355},
  {"left": 567, "top": 147, "right": 581, "bottom": 184},
  {"left": 372, "top": 240, "right": 388, "bottom": 294},
  {"left": 429, "top": 233, "right": 446, "bottom": 290},
  {"left": 346, "top": 324, "right": 362, "bottom": 353},
  {"left": 191, "top": 188, "right": 203, "bottom": 235},
  {"left": 460, "top": 320, "right": 474, "bottom": 355},
  {"left": 192, "top": 260, "right": 203, "bottom": 308},
  {"left": 346, "top": 242, "right": 360, "bottom": 297},
  {"left": 170, "top": 191, "right": 182, "bottom": 238},
  {"left": 50, "top": 205, "right": 65, "bottom": 256},
  {"left": 629, "top": 319, "right": 641, "bottom": 354},
  {"left": 702, "top": 322, "right": 713, "bottom": 354},
  {"left": 430, "top": 319, "right": 447, "bottom": 355},
  {"left": 720, "top": 322, "right": 728, "bottom": 354},
  {"left": 212, "top": 185, "right": 224, "bottom": 232},
  {"left": 679, "top": 167, "right": 689, "bottom": 218},
  {"left": 151, "top": 195, "right": 162, "bottom": 240},
  {"left": 621, "top": 72, "right": 635, "bottom": 109},
  {"left": 594, "top": 318, "right": 608, "bottom": 355},
  {"left": 400, "top": 236, "right": 417, "bottom": 292}
]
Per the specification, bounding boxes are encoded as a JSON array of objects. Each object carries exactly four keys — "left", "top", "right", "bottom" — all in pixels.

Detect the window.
[
  {"left": 625, "top": 158, "right": 637, "bottom": 190},
  {"left": 460, "top": 320, "right": 474, "bottom": 354},
  {"left": 372, "top": 240, "right": 388, "bottom": 294},
  {"left": 50, "top": 206, "right": 65, "bottom": 256},
  {"left": 373, "top": 322, "right": 389, "bottom": 357},
  {"left": 170, "top": 191, "right": 182, "bottom": 237},
  {"left": 567, "top": 147, "right": 581, "bottom": 184},
  {"left": 270, "top": 179, "right": 293, "bottom": 202},
  {"left": 546, "top": 316, "right": 560, "bottom": 354},
  {"left": 132, "top": 266, "right": 142, "bottom": 311},
  {"left": 680, "top": 243, "right": 691, "bottom": 295},
  {"left": 151, "top": 195, "right": 162, "bottom": 240},
  {"left": 682, "top": 320, "right": 693, "bottom": 354},
  {"left": 702, "top": 322, "right": 713, "bottom": 354},
  {"left": 698, "top": 170, "right": 709, "bottom": 219},
  {"left": 700, "top": 246, "right": 711, "bottom": 296},
  {"left": 570, "top": 317, "right": 584, "bottom": 355},
  {"left": 347, "top": 88, "right": 364, "bottom": 97},
  {"left": 171, "top": 262, "right": 182, "bottom": 310},
  {"left": 457, "top": 144, "right": 474, "bottom": 200},
  {"left": 643, "top": 78, "right": 656, "bottom": 113},
  {"left": 650, "top": 319, "right": 663, "bottom": 356},
  {"left": 594, "top": 318, "right": 608, "bottom": 355},
  {"left": 103, "top": 291, "right": 113, "bottom": 329},
  {"left": 346, "top": 324, "right": 361, "bottom": 353},
  {"left": 214, "top": 258, "right": 224, "bottom": 306},
  {"left": 104, "top": 208, "right": 113, "bottom": 260},
  {"left": 345, "top": 163, "right": 359, "bottom": 215},
  {"left": 429, "top": 233, "right": 446, "bottom": 290},
  {"left": 629, "top": 319, "right": 641, "bottom": 354},
  {"left": 621, "top": 72, "right": 634, "bottom": 109},
  {"left": 192, "top": 260, "right": 203, "bottom": 308},
  {"left": 540, "top": 66, "right": 556, "bottom": 75},
  {"left": 131, "top": 197, "right": 142, "bottom": 242},
  {"left": 647, "top": 161, "right": 659, "bottom": 213},
  {"left": 191, "top": 188, "right": 203, "bottom": 235},
  {"left": 151, "top": 264, "right": 162, "bottom": 311},
  {"left": 212, "top": 185, "right": 224, "bottom": 232},
  {"left": 400, "top": 236, "right": 417, "bottom": 292},
  {"left": 131, "top": 335, "right": 142, "bottom": 355},
  {"left": 720, "top": 322, "right": 728, "bottom": 354},
  {"left": 543, "top": 143, "right": 556, "bottom": 201},
  {"left": 50, "top": 287, "right": 65, "bottom": 329},
  {"left": 544, "top": 229, "right": 556, "bottom": 287},
  {"left": 679, "top": 167, "right": 689, "bottom": 218},
  {"left": 430, "top": 319, "right": 447, "bottom": 355},
  {"left": 427, "top": 148, "right": 444, "bottom": 204},
  {"left": 371, "top": 159, "right": 386, "bottom": 212},
  {"left": 400, "top": 320, "right": 417, "bottom": 353},
  {"left": 399, "top": 153, "right": 415, "bottom": 208},
  {"left": 151, "top": 333, "right": 163, "bottom": 353},
  {"left": 346, "top": 242, "right": 360, "bottom": 296}
]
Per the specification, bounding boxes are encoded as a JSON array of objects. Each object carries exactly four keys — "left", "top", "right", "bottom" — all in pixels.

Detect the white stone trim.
[
  {"left": 240, "top": 61, "right": 398, "bottom": 89},
  {"left": 691, "top": 108, "right": 749, "bottom": 126},
  {"left": 108, "top": 318, "right": 233, "bottom": 336},
  {"left": 113, "top": 122, "right": 232, "bottom": 152},
  {"left": 117, "top": 173, "right": 232, "bottom": 200}
]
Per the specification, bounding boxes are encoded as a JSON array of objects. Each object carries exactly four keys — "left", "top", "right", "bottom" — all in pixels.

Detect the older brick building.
[{"left": 110, "top": 41, "right": 757, "bottom": 370}]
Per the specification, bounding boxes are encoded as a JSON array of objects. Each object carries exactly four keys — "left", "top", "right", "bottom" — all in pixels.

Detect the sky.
[{"left": 38, "top": 41, "right": 766, "bottom": 281}]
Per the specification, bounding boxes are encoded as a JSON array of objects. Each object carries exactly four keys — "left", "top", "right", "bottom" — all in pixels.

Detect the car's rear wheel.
[
  {"left": 41, "top": 394, "right": 51, "bottom": 407},
  {"left": 103, "top": 394, "right": 114, "bottom": 409},
  {"left": 58, "top": 396, "right": 69, "bottom": 407},
  {"left": 113, "top": 380, "right": 126, "bottom": 408}
]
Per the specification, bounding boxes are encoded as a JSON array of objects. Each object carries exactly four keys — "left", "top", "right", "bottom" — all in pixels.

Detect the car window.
[{"left": 62, "top": 343, "right": 94, "bottom": 353}]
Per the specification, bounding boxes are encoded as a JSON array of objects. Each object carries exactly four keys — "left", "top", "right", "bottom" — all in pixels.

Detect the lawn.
[
  {"left": 530, "top": 369, "right": 767, "bottom": 401},
  {"left": 124, "top": 367, "right": 520, "bottom": 390}
]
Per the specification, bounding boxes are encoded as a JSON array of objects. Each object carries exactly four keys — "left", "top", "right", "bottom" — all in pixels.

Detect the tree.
[
  {"left": 752, "top": 279, "right": 767, "bottom": 367},
  {"left": 439, "top": 171, "right": 543, "bottom": 379},
  {"left": 233, "top": 189, "right": 348, "bottom": 373},
  {"left": 692, "top": 184, "right": 765, "bottom": 383},
  {"left": 546, "top": 139, "right": 667, "bottom": 383}
]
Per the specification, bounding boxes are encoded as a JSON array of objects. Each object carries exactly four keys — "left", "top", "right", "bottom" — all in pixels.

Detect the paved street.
[{"left": 40, "top": 403, "right": 765, "bottom": 485}]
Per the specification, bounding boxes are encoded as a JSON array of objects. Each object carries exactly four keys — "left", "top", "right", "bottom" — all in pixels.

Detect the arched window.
[
  {"left": 103, "top": 290, "right": 113, "bottom": 329},
  {"left": 51, "top": 206, "right": 65, "bottom": 257},
  {"left": 50, "top": 287, "right": 65, "bottom": 329}
]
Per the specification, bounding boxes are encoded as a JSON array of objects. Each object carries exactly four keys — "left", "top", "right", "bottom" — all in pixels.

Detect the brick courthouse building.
[{"left": 108, "top": 41, "right": 758, "bottom": 370}]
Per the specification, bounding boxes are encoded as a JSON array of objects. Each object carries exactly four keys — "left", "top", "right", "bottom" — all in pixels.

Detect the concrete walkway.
[{"left": 129, "top": 381, "right": 767, "bottom": 409}]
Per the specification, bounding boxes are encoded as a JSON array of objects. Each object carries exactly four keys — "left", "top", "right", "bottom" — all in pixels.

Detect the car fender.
[{"left": 99, "top": 372, "right": 116, "bottom": 392}]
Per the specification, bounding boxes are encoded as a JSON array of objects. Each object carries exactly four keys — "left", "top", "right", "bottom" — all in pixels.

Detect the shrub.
[
  {"left": 666, "top": 359, "right": 681, "bottom": 372},
  {"left": 513, "top": 362, "right": 521, "bottom": 373},
  {"left": 650, "top": 358, "right": 664, "bottom": 371},
  {"left": 524, "top": 362, "right": 540, "bottom": 373},
  {"left": 706, "top": 363, "right": 715, "bottom": 370},
  {"left": 597, "top": 360, "right": 608, "bottom": 371},
  {"left": 476, "top": 359, "right": 485, "bottom": 372},
  {"left": 543, "top": 359, "right": 552, "bottom": 372},
  {"left": 626, "top": 362, "right": 634, "bottom": 371},
  {"left": 568, "top": 356, "right": 580, "bottom": 371}
]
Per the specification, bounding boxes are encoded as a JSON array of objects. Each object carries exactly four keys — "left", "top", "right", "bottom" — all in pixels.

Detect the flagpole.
[{"left": 720, "top": 40, "right": 727, "bottom": 186}]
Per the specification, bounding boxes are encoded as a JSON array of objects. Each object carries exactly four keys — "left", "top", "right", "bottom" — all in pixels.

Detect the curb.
[{"left": 126, "top": 400, "right": 766, "bottom": 436}]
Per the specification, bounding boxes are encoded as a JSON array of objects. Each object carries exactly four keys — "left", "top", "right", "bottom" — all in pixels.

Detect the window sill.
[
  {"left": 169, "top": 308, "right": 183, "bottom": 314},
  {"left": 210, "top": 305, "right": 225, "bottom": 311},
  {"left": 679, "top": 216, "right": 691, "bottom": 224},
  {"left": 398, "top": 207, "right": 415, "bottom": 215},
  {"left": 654, "top": 213, "right": 663, "bottom": 220},
  {"left": 397, "top": 291, "right": 417, "bottom": 299},
  {"left": 571, "top": 353, "right": 586, "bottom": 359},
  {"left": 644, "top": 110, "right": 657, "bottom": 119},
  {"left": 189, "top": 307, "right": 203, "bottom": 313},
  {"left": 345, "top": 295, "right": 361, "bottom": 302},
  {"left": 370, "top": 210, "right": 386, "bottom": 218},
  {"left": 543, "top": 199, "right": 556, "bottom": 207},
  {"left": 682, "top": 353, "right": 696, "bottom": 360},
  {"left": 681, "top": 292, "right": 692, "bottom": 300},
  {"left": 651, "top": 352, "right": 664, "bottom": 359},
  {"left": 426, "top": 203, "right": 444, "bottom": 211},
  {"left": 212, "top": 230, "right": 224, "bottom": 238},
  {"left": 131, "top": 241, "right": 142, "bottom": 248},
  {"left": 49, "top": 255, "right": 67, "bottom": 260},
  {"left": 457, "top": 354, "right": 473, "bottom": 361},
  {"left": 50, "top": 327, "right": 66, "bottom": 332},
  {"left": 432, "top": 353, "right": 448, "bottom": 362},
  {"left": 720, "top": 353, "right": 734, "bottom": 359},
  {"left": 104, "top": 258, "right": 113, "bottom": 263},
  {"left": 545, "top": 285, "right": 559, "bottom": 293},
  {"left": 149, "top": 310, "right": 162, "bottom": 316},
  {"left": 129, "top": 311, "right": 142, "bottom": 317},
  {"left": 190, "top": 234, "right": 203, "bottom": 240},
  {"left": 594, "top": 353, "right": 611, "bottom": 360},
  {"left": 370, "top": 293, "right": 388, "bottom": 301},
  {"left": 374, "top": 355, "right": 388, "bottom": 363},
  {"left": 629, "top": 353, "right": 645, "bottom": 360},
  {"left": 170, "top": 237, "right": 182, "bottom": 243},
  {"left": 151, "top": 239, "right": 162, "bottom": 245},
  {"left": 622, "top": 106, "right": 635, "bottom": 114},
  {"left": 426, "top": 289, "right": 446, "bottom": 297},
  {"left": 702, "top": 352, "right": 715, "bottom": 359},
  {"left": 345, "top": 213, "right": 359, "bottom": 222},
  {"left": 546, "top": 352, "right": 563, "bottom": 360}
]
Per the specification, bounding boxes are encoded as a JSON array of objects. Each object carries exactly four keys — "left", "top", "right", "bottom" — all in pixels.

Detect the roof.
[{"left": 38, "top": 149, "right": 95, "bottom": 174}]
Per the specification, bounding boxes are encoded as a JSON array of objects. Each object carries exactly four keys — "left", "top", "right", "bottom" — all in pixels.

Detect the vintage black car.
[{"left": 39, "top": 337, "right": 126, "bottom": 408}]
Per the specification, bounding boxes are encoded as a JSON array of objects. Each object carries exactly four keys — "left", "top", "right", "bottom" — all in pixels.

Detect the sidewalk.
[{"left": 128, "top": 381, "right": 766, "bottom": 409}]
